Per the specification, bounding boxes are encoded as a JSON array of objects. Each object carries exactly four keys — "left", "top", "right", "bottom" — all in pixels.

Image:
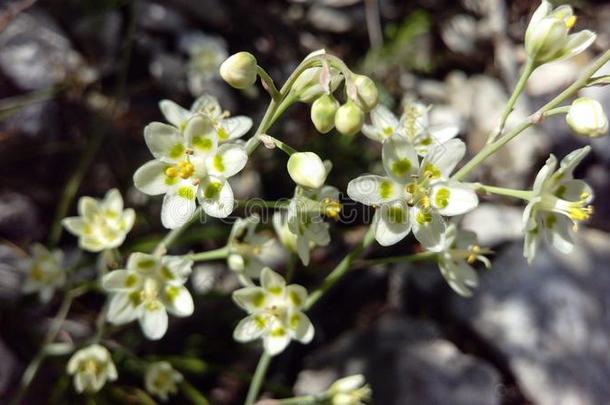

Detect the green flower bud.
[
  {"left": 352, "top": 74, "right": 379, "bottom": 112},
  {"left": 566, "top": 97, "right": 608, "bottom": 138},
  {"left": 219, "top": 52, "right": 258, "bottom": 89},
  {"left": 335, "top": 101, "right": 364, "bottom": 136},
  {"left": 311, "top": 94, "right": 339, "bottom": 134},
  {"left": 287, "top": 152, "right": 328, "bottom": 189},
  {"left": 291, "top": 67, "right": 343, "bottom": 103}
]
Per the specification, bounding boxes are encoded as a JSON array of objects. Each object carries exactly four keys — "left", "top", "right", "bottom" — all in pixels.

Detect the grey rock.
[
  {"left": 451, "top": 230, "right": 610, "bottom": 405},
  {"left": 138, "top": 1, "right": 187, "bottom": 33},
  {"left": 0, "top": 191, "right": 41, "bottom": 241},
  {"left": 295, "top": 314, "right": 501, "bottom": 404},
  {"left": 307, "top": 5, "right": 353, "bottom": 33},
  {"left": 0, "top": 244, "right": 23, "bottom": 302},
  {"left": 462, "top": 203, "right": 524, "bottom": 246},
  {"left": 0, "top": 10, "right": 91, "bottom": 90},
  {"left": 2, "top": 100, "right": 59, "bottom": 138}
]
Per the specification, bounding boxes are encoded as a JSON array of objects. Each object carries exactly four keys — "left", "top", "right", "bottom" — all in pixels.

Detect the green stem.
[
  {"left": 543, "top": 105, "right": 570, "bottom": 117},
  {"left": 360, "top": 251, "right": 437, "bottom": 266},
  {"left": 180, "top": 380, "right": 211, "bottom": 405},
  {"left": 11, "top": 285, "right": 89, "bottom": 405},
  {"left": 471, "top": 183, "right": 533, "bottom": 200},
  {"left": 153, "top": 206, "right": 203, "bottom": 256},
  {"left": 261, "top": 134, "right": 297, "bottom": 155},
  {"left": 304, "top": 226, "right": 376, "bottom": 310},
  {"left": 452, "top": 49, "right": 610, "bottom": 182},
  {"left": 489, "top": 58, "right": 536, "bottom": 144},
  {"left": 189, "top": 246, "right": 230, "bottom": 262},
  {"left": 257, "top": 66, "right": 281, "bottom": 101},
  {"left": 245, "top": 352, "right": 272, "bottom": 405}
]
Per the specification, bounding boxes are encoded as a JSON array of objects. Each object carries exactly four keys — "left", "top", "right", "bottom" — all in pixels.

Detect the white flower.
[
  {"left": 232, "top": 268, "right": 314, "bottom": 356},
  {"left": 525, "top": 1, "right": 596, "bottom": 64},
  {"left": 20, "top": 244, "right": 66, "bottom": 303},
  {"left": 179, "top": 32, "right": 228, "bottom": 95},
  {"left": 362, "top": 102, "right": 459, "bottom": 156},
  {"left": 144, "top": 361, "right": 183, "bottom": 401},
  {"left": 328, "top": 374, "right": 372, "bottom": 405},
  {"left": 102, "top": 253, "right": 194, "bottom": 340},
  {"left": 523, "top": 146, "right": 593, "bottom": 264},
  {"left": 434, "top": 223, "right": 490, "bottom": 297},
  {"left": 227, "top": 214, "right": 274, "bottom": 279},
  {"left": 133, "top": 114, "right": 248, "bottom": 228},
  {"left": 566, "top": 97, "right": 608, "bottom": 138},
  {"left": 63, "top": 189, "right": 135, "bottom": 252},
  {"left": 287, "top": 184, "right": 340, "bottom": 266},
  {"left": 159, "top": 94, "right": 252, "bottom": 143},
  {"left": 287, "top": 152, "right": 328, "bottom": 189},
  {"left": 347, "top": 136, "right": 478, "bottom": 249},
  {"left": 66, "top": 344, "right": 117, "bottom": 393}
]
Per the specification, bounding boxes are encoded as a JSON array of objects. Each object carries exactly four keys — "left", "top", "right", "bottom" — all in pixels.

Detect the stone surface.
[
  {"left": 462, "top": 203, "right": 524, "bottom": 246},
  {"left": 451, "top": 229, "right": 610, "bottom": 405},
  {"left": 295, "top": 314, "right": 501, "bottom": 405}
]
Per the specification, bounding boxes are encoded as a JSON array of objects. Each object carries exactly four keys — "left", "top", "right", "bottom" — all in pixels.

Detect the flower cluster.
[
  {"left": 20, "top": 244, "right": 66, "bottom": 303},
  {"left": 134, "top": 94, "right": 251, "bottom": 228},
  {"left": 232, "top": 268, "right": 314, "bottom": 355},
  {"left": 102, "top": 253, "right": 195, "bottom": 340},
  {"left": 63, "top": 189, "right": 135, "bottom": 252}
]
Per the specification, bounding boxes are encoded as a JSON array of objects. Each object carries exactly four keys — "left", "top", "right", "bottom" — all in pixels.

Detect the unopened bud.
[
  {"left": 220, "top": 52, "right": 257, "bottom": 89},
  {"left": 335, "top": 101, "right": 364, "bottom": 136},
  {"left": 352, "top": 74, "right": 378, "bottom": 112},
  {"left": 287, "top": 152, "right": 328, "bottom": 189},
  {"left": 311, "top": 94, "right": 339, "bottom": 134},
  {"left": 566, "top": 97, "right": 608, "bottom": 138},
  {"left": 292, "top": 67, "right": 343, "bottom": 103}
]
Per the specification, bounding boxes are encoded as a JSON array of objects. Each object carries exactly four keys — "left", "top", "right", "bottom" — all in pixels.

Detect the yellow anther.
[
  {"left": 565, "top": 15, "right": 576, "bottom": 29},
  {"left": 321, "top": 198, "right": 342, "bottom": 219},
  {"left": 418, "top": 196, "right": 431, "bottom": 209},
  {"left": 569, "top": 205, "right": 592, "bottom": 222},
  {"left": 467, "top": 245, "right": 481, "bottom": 264},
  {"left": 165, "top": 167, "right": 178, "bottom": 178}
]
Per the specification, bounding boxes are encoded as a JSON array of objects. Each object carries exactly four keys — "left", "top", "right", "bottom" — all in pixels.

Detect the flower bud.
[
  {"left": 335, "top": 101, "right": 364, "bottom": 136},
  {"left": 566, "top": 97, "right": 608, "bottom": 138},
  {"left": 220, "top": 52, "right": 257, "bottom": 89},
  {"left": 291, "top": 67, "right": 343, "bottom": 103},
  {"left": 287, "top": 152, "right": 328, "bottom": 189},
  {"left": 311, "top": 94, "right": 339, "bottom": 133},
  {"left": 525, "top": 17, "right": 568, "bottom": 63},
  {"left": 352, "top": 74, "right": 379, "bottom": 112}
]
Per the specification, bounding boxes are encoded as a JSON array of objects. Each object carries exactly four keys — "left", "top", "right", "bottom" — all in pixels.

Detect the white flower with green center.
[
  {"left": 232, "top": 268, "right": 314, "bottom": 356},
  {"left": 227, "top": 214, "right": 274, "bottom": 280},
  {"left": 525, "top": 0, "right": 596, "bottom": 64},
  {"left": 287, "top": 184, "right": 340, "bottom": 266},
  {"left": 328, "top": 374, "right": 372, "bottom": 405},
  {"left": 102, "top": 253, "right": 194, "bottom": 340},
  {"left": 66, "top": 344, "right": 117, "bottom": 393},
  {"left": 133, "top": 115, "right": 248, "bottom": 228},
  {"left": 347, "top": 136, "right": 478, "bottom": 249},
  {"left": 144, "top": 361, "right": 183, "bottom": 401},
  {"left": 63, "top": 189, "right": 135, "bottom": 252},
  {"left": 523, "top": 146, "right": 593, "bottom": 264},
  {"left": 433, "top": 223, "right": 490, "bottom": 297},
  {"left": 362, "top": 103, "right": 459, "bottom": 156},
  {"left": 20, "top": 244, "right": 66, "bottom": 303}
]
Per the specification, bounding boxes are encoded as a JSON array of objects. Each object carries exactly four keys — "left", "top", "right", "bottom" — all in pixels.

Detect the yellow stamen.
[
  {"left": 565, "top": 15, "right": 576, "bottom": 29},
  {"left": 165, "top": 167, "right": 178, "bottom": 178}
]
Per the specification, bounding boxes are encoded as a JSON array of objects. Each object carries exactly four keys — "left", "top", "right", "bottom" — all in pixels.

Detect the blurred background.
[{"left": 1, "top": 0, "right": 610, "bottom": 404}]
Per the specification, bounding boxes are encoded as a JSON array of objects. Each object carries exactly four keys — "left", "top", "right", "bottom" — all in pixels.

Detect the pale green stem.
[
  {"left": 257, "top": 66, "right": 281, "bottom": 101},
  {"left": 305, "top": 225, "right": 376, "bottom": 310},
  {"left": 11, "top": 285, "right": 89, "bottom": 405},
  {"left": 153, "top": 206, "right": 203, "bottom": 256},
  {"left": 453, "top": 49, "right": 610, "bottom": 182},
  {"left": 261, "top": 134, "right": 297, "bottom": 155},
  {"left": 189, "top": 246, "right": 230, "bottom": 262},
  {"left": 488, "top": 58, "right": 536, "bottom": 144},
  {"left": 543, "top": 105, "right": 571, "bottom": 117},
  {"left": 471, "top": 183, "right": 533, "bottom": 200},
  {"left": 245, "top": 351, "right": 272, "bottom": 405}
]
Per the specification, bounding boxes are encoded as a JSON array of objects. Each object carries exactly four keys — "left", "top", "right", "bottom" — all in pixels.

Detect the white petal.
[
  {"left": 555, "top": 179, "right": 593, "bottom": 202},
  {"left": 533, "top": 155, "right": 557, "bottom": 193},
  {"left": 219, "top": 116, "right": 252, "bottom": 141},
  {"left": 103, "top": 189, "right": 124, "bottom": 213},
  {"left": 163, "top": 285, "right": 194, "bottom": 317},
  {"left": 159, "top": 100, "right": 190, "bottom": 128},
  {"left": 161, "top": 189, "right": 197, "bottom": 229},
  {"left": 102, "top": 270, "right": 140, "bottom": 291},
  {"left": 80, "top": 236, "right": 105, "bottom": 252},
  {"left": 523, "top": 224, "right": 541, "bottom": 265},
  {"left": 260, "top": 268, "right": 286, "bottom": 293},
  {"left": 263, "top": 325, "right": 291, "bottom": 356},
  {"left": 107, "top": 293, "right": 139, "bottom": 325},
  {"left": 232, "top": 287, "right": 268, "bottom": 312},
  {"left": 361, "top": 123, "right": 385, "bottom": 142},
  {"left": 439, "top": 259, "right": 478, "bottom": 297},
  {"left": 78, "top": 196, "right": 98, "bottom": 220},
  {"left": 290, "top": 311, "right": 314, "bottom": 343},
  {"left": 370, "top": 104, "right": 399, "bottom": 133},
  {"left": 233, "top": 314, "right": 268, "bottom": 342},
  {"left": 431, "top": 181, "right": 479, "bottom": 216},
  {"left": 198, "top": 177, "right": 234, "bottom": 218},
  {"left": 420, "top": 138, "right": 465, "bottom": 180},
  {"left": 206, "top": 143, "right": 248, "bottom": 178},
  {"left": 62, "top": 217, "right": 86, "bottom": 236},
  {"left": 286, "top": 285, "right": 308, "bottom": 309},
  {"left": 347, "top": 175, "right": 405, "bottom": 206},
  {"left": 184, "top": 115, "right": 217, "bottom": 156},
  {"left": 133, "top": 160, "right": 171, "bottom": 196},
  {"left": 543, "top": 214, "right": 574, "bottom": 253},
  {"left": 554, "top": 146, "right": 591, "bottom": 181},
  {"left": 139, "top": 306, "right": 168, "bottom": 340},
  {"left": 382, "top": 134, "right": 419, "bottom": 183},
  {"left": 144, "top": 122, "right": 185, "bottom": 162},
  {"left": 557, "top": 30, "right": 597, "bottom": 61},
  {"left": 374, "top": 203, "right": 411, "bottom": 246},
  {"left": 191, "top": 94, "right": 221, "bottom": 116},
  {"left": 411, "top": 208, "right": 446, "bottom": 251},
  {"left": 296, "top": 235, "right": 311, "bottom": 266},
  {"left": 529, "top": 0, "right": 552, "bottom": 27}
]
